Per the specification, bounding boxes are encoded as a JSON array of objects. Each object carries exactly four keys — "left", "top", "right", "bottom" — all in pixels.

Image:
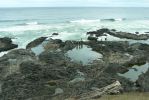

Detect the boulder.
[
  {"left": 73, "top": 81, "right": 122, "bottom": 100},
  {"left": 104, "top": 63, "right": 128, "bottom": 74},
  {"left": 136, "top": 68, "right": 149, "bottom": 92},
  {"left": 0, "top": 49, "right": 36, "bottom": 80},
  {"left": 87, "top": 28, "right": 110, "bottom": 37},
  {"left": 43, "top": 39, "right": 63, "bottom": 51},
  {"left": 26, "top": 37, "right": 47, "bottom": 49},
  {"left": 52, "top": 33, "right": 59, "bottom": 35},
  {"left": 87, "top": 36, "right": 98, "bottom": 41},
  {"left": 0, "top": 37, "right": 18, "bottom": 52}
]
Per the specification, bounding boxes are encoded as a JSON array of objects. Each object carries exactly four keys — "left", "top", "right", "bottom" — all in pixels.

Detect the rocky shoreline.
[{"left": 0, "top": 28, "right": 149, "bottom": 100}]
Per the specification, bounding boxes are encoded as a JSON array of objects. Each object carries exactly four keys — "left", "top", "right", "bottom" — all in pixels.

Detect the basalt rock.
[
  {"left": 87, "top": 28, "right": 110, "bottom": 37},
  {"left": 87, "top": 28, "right": 149, "bottom": 40},
  {"left": 26, "top": 37, "right": 47, "bottom": 49},
  {"left": 52, "top": 33, "right": 59, "bottom": 35},
  {"left": 87, "top": 36, "right": 98, "bottom": 41},
  {"left": 38, "top": 51, "right": 67, "bottom": 65},
  {"left": 136, "top": 68, "right": 149, "bottom": 92},
  {"left": 1, "top": 36, "right": 149, "bottom": 99},
  {"left": 62, "top": 40, "right": 76, "bottom": 51},
  {"left": 0, "top": 37, "right": 18, "bottom": 52},
  {"left": 109, "top": 31, "right": 149, "bottom": 40},
  {"left": 0, "top": 60, "right": 70, "bottom": 100},
  {"left": 123, "top": 50, "right": 147, "bottom": 67},
  {"left": 0, "top": 61, "right": 54, "bottom": 100},
  {"left": 0, "top": 49, "right": 36, "bottom": 80}
]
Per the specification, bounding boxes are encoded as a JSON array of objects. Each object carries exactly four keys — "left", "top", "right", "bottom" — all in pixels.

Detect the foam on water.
[
  {"left": 26, "top": 21, "right": 38, "bottom": 25},
  {"left": 69, "top": 18, "right": 125, "bottom": 24},
  {"left": 70, "top": 19, "right": 101, "bottom": 24},
  {"left": 0, "top": 24, "right": 52, "bottom": 32},
  {"left": 1, "top": 18, "right": 149, "bottom": 49},
  {"left": 0, "top": 51, "right": 8, "bottom": 57}
]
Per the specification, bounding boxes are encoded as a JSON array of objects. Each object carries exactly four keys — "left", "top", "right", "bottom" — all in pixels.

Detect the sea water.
[{"left": 0, "top": 7, "right": 149, "bottom": 48}]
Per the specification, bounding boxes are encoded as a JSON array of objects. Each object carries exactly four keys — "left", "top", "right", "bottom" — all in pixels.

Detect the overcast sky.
[{"left": 0, "top": 0, "right": 149, "bottom": 7}]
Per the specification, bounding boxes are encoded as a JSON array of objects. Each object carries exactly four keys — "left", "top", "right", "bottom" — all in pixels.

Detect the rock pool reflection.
[
  {"left": 66, "top": 45, "right": 103, "bottom": 65},
  {"left": 118, "top": 63, "right": 149, "bottom": 82}
]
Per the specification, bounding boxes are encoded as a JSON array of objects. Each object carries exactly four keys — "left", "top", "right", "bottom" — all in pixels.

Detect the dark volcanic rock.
[
  {"left": 20, "top": 61, "right": 42, "bottom": 75},
  {"left": 38, "top": 51, "right": 67, "bottom": 65},
  {"left": 123, "top": 50, "right": 147, "bottom": 67},
  {"left": 136, "top": 67, "right": 149, "bottom": 92},
  {"left": 87, "top": 36, "right": 98, "bottom": 41},
  {"left": 62, "top": 40, "right": 76, "bottom": 51},
  {"left": 145, "top": 32, "right": 149, "bottom": 33},
  {"left": 130, "top": 43, "right": 149, "bottom": 52},
  {"left": 0, "top": 61, "right": 53, "bottom": 100},
  {"left": 87, "top": 28, "right": 110, "bottom": 37},
  {"left": 1, "top": 36, "right": 149, "bottom": 99},
  {"left": 109, "top": 31, "right": 149, "bottom": 40},
  {"left": 0, "top": 49, "right": 36, "bottom": 80},
  {"left": 89, "top": 41, "right": 129, "bottom": 54},
  {"left": 52, "top": 33, "right": 59, "bottom": 35},
  {"left": 104, "top": 63, "right": 129, "bottom": 74},
  {"left": 26, "top": 37, "right": 47, "bottom": 49},
  {"left": 87, "top": 28, "right": 149, "bottom": 40},
  {"left": 0, "top": 37, "right": 18, "bottom": 52},
  {"left": 0, "top": 59, "right": 70, "bottom": 100}
]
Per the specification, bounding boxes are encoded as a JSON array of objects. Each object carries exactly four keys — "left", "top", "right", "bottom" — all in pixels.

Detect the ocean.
[{"left": 0, "top": 7, "right": 149, "bottom": 48}]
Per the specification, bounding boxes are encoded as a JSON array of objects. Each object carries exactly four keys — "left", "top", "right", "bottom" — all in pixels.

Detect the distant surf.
[
  {"left": 101, "top": 18, "right": 126, "bottom": 21},
  {"left": 70, "top": 19, "right": 101, "bottom": 24},
  {"left": 70, "top": 18, "right": 126, "bottom": 23},
  {"left": 25, "top": 21, "right": 39, "bottom": 25}
]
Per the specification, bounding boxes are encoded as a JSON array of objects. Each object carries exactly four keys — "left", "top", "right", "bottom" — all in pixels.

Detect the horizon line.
[{"left": 0, "top": 6, "right": 149, "bottom": 8}]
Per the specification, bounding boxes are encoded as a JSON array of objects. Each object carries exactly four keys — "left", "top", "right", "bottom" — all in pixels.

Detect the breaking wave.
[
  {"left": 70, "top": 18, "right": 126, "bottom": 23},
  {"left": 70, "top": 19, "right": 101, "bottom": 24},
  {"left": 25, "top": 21, "right": 39, "bottom": 25},
  {"left": 101, "top": 18, "right": 126, "bottom": 21}
]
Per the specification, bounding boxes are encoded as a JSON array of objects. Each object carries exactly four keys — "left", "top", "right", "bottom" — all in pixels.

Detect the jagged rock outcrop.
[
  {"left": 0, "top": 37, "right": 18, "bottom": 52},
  {"left": 87, "top": 28, "right": 149, "bottom": 40},
  {"left": 26, "top": 37, "right": 47, "bottom": 49}
]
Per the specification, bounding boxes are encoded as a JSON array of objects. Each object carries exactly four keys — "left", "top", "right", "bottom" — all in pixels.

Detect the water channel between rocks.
[{"left": 118, "top": 63, "right": 149, "bottom": 82}]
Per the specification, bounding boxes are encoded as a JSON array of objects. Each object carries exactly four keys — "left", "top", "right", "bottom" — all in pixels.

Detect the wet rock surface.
[
  {"left": 0, "top": 31, "right": 149, "bottom": 99},
  {"left": 0, "top": 37, "right": 18, "bottom": 52},
  {"left": 136, "top": 63, "right": 149, "bottom": 92},
  {"left": 52, "top": 33, "right": 59, "bottom": 35},
  {"left": 26, "top": 37, "right": 47, "bottom": 49},
  {"left": 87, "top": 28, "right": 149, "bottom": 40}
]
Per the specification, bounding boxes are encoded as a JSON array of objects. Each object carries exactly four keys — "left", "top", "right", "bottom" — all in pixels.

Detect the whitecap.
[
  {"left": 101, "top": 18, "right": 125, "bottom": 22},
  {"left": 0, "top": 24, "right": 52, "bottom": 32},
  {"left": 70, "top": 19, "right": 100, "bottom": 24},
  {"left": 114, "top": 18, "right": 125, "bottom": 21},
  {"left": 0, "top": 51, "right": 8, "bottom": 57},
  {"left": 26, "top": 21, "right": 38, "bottom": 25}
]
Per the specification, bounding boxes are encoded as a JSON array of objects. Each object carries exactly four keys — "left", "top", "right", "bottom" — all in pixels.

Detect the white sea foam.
[
  {"left": 70, "top": 18, "right": 125, "bottom": 24},
  {"left": 26, "top": 21, "right": 38, "bottom": 25},
  {"left": 0, "top": 51, "right": 8, "bottom": 57},
  {"left": 70, "top": 19, "right": 100, "bottom": 24},
  {"left": 0, "top": 24, "right": 52, "bottom": 32},
  {"left": 101, "top": 18, "right": 125, "bottom": 22},
  {"left": 114, "top": 18, "right": 124, "bottom": 21}
]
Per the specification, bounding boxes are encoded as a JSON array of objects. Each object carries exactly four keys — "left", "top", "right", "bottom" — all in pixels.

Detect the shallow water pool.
[
  {"left": 66, "top": 45, "right": 103, "bottom": 65},
  {"left": 118, "top": 63, "right": 149, "bottom": 82}
]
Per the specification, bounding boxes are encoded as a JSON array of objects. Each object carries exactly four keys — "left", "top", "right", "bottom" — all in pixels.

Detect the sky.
[{"left": 0, "top": 0, "right": 149, "bottom": 7}]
